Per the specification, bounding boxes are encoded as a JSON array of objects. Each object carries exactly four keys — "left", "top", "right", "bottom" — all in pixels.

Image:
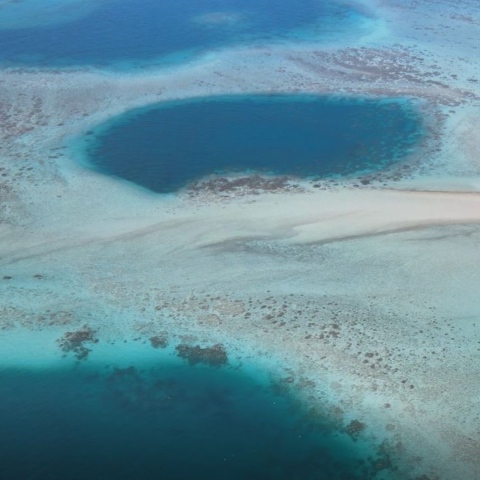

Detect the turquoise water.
[
  {"left": 0, "top": 0, "right": 369, "bottom": 69},
  {"left": 0, "top": 360, "right": 388, "bottom": 480},
  {"left": 82, "top": 95, "right": 423, "bottom": 193}
]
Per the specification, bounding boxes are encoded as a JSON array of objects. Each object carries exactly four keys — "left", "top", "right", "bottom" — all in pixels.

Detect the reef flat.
[{"left": 1, "top": 0, "right": 480, "bottom": 479}]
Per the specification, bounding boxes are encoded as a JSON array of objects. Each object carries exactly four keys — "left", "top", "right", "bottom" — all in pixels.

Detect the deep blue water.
[
  {"left": 0, "top": 0, "right": 367, "bottom": 69},
  {"left": 0, "top": 361, "right": 385, "bottom": 480},
  {"left": 82, "top": 95, "right": 423, "bottom": 193}
]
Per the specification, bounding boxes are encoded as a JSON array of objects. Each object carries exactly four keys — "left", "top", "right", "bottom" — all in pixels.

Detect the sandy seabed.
[{"left": 1, "top": 0, "right": 480, "bottom": 478}]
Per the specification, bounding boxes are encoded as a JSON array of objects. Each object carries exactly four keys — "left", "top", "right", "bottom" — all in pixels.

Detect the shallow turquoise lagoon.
[
  {"left": 81, "top": 95, "right": 424, "bottom": 193},
  {"left": 0, "top": 357, "right": 394, "bottom": 480},
  {"left": 0, "top": 0, "right": 370, "bottom": 69}
]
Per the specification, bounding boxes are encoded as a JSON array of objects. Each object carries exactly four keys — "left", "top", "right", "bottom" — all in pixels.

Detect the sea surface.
[
  {"left": 1, "top": 1, "right": 417, "bottom": 479},
  {"left": 0, "top": 0, "right": 370, "bottom": 69},
  {"left": 81, "top": 94, "right": 424, "bottom": 193}
]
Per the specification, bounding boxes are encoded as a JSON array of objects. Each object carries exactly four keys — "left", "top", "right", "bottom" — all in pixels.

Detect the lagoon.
[
  {"left": 82, "top": 95, "right": 423, "bottom": 193},
  {"left": 0, "top": 0, "right": 369, "bottom": 69}
]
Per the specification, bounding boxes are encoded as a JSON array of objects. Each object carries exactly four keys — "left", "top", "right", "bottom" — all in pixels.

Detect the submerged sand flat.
[{"left": 1, "top": 0, "right": 480, "bottom": 478}]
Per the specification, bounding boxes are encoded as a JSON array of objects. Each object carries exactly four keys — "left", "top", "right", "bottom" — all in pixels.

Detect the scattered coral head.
[{"left": 175, "top": 343, "right": 228, "bottom": 366}]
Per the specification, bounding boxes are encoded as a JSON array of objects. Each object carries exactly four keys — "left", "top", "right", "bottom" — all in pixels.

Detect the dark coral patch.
[
  {"left": 56, "top": 325, "right": 98, "bottom": 360},
  {"left": 175, "top": 343, "right": 228, "bottom": 366}
]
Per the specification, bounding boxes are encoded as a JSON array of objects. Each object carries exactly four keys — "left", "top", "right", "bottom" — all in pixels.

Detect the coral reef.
[
  {"left": 175, "top": 343, "right": 228, "bottom": 366},
  {"left": 344, "top": 419, "right": 366, "bottom": 440},
  {"left": 187, "top": 175, "right": 302, "bottom": 197},
  {"left": 56, "top": 325, "right": 98, "bottom": 360},
  {"left": 105, "top": 366, "right": 182, "bottom": 413},
  {"left": 149, "top": 334, "right": 169, "bottom": 349}
]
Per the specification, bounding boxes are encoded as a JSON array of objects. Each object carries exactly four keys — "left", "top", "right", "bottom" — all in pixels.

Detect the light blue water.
[
  {"left": 81, "top": 94, "right": 423, "bottom": 193},
  {"left": 0, "top": 0, "right": 370, "bottom": 69},
  {"left": 0, "top": 360, "right": 392, "bottom": 480}
]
